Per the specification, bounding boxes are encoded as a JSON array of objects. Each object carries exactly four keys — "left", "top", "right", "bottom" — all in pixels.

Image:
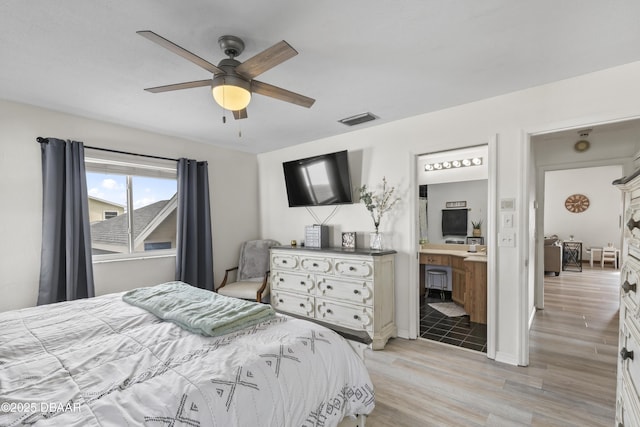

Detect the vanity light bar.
[{"left": 424, "top": 157, "right": 482, "bottom": 171}]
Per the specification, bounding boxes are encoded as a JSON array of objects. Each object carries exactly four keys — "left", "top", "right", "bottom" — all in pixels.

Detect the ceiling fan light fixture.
[{"left": 211, "top": 75, "right": 251, "bottom": 111}]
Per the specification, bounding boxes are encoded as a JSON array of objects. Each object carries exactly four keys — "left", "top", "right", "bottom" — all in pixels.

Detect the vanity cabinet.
[
  {"left": 419, "top": 248, "right": 487, "bottom": 323},
  {"left": 464, "top": 260, "right": 487, "bottom": 324},
  {"left": 270, "top": 247, "right": 397, "bottom": 350},
  {"left": 614, "top": 170, "right": 640, "bottom": 425},
  {"left": 451, "top": 256, "right": 467, "bottom": 305}
]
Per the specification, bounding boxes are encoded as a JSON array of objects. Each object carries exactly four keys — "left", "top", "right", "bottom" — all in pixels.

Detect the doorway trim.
[
  {"left": 411, "top": 136, "right": 498, "bottom": 359},
  {"left": 521, "top": 114, "right": 640, "bottom": 365}
]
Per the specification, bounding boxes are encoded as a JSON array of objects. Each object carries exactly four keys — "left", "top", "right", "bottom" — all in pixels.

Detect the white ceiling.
[{"left": 2, "top": 1, "right": 640, "bottom": 154}]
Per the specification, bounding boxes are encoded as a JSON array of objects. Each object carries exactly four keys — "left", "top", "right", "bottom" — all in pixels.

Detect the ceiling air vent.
[{"left": 338, "top": 112, "right": 378, "bottom": 127}]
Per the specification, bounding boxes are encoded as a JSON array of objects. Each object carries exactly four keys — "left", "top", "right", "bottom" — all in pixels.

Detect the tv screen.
[
  {"left": 442, "top": 209, "right": 468, "bottom": 236},
  {"left": 283, "top": 150, "right": 353, "bottom": 207}
]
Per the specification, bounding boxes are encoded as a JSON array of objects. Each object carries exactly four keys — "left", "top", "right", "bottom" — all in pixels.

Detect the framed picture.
[
  {"left": 466, "top": 236, "right": 484, "bottom": 245},
  {"left": 342, "top": 232, "right": 357, "bottom": 248}
]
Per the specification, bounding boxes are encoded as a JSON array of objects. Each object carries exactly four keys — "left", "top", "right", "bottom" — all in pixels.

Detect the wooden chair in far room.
[
  {"left": 601, "top": 246, "right": 618, "bottom": 269},
  {"left": 217, "top": 239, "right": 280, "bottom": 302}
]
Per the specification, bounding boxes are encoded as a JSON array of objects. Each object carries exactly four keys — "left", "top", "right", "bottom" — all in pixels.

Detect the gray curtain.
[
  {"left": 175, "top": 158, "right": 214, "bottom": 290},
  {"left": 38, "top": 138, "right": 95, "bottom": 305}
]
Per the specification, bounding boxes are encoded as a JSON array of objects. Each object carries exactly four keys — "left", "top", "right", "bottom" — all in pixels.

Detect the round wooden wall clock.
[{"left": 564, "top": 194, "right": 590, "bottom": 213}]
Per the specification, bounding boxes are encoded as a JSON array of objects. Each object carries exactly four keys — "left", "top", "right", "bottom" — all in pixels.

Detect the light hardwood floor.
[{"left": 364, "top": 266, "right": 620, "bottom": 426}]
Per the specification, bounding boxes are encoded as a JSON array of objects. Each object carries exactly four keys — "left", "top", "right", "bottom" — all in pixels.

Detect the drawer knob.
[
  {"left": 627, "top": 217, "right": 640, "bottom": 232},
  {"left": 278, "top": 298, "right": 284, "bottom": 303},
  {"left": 622, "top": 280, "right": 636, "bottom": 294},
  {"left": 349, "top": 266, "right": 356, "bottom": 271},
  {"left": 279, "top": 278, "right": 284, "bottom": 282},
  {"left": 299, "top": 303, "right": 305, "bottom": 308},
  {"left": 353, "top": 289, "right": 360, "bottom": 295},
  {"left": 353, "top": 314, "right": 360, "bottom": 320},
  {"left": 300, "top": 281, "right": 305, "bottom": 286},
  {"left": 312, "top": 263, "right": 318, "bottom": 267},
  {"left": 620, "top": 347, "right": 634, "bottom": 361},
  {"left": 326, "top": 285, "right": 333, "bottom": 290},
  {"left": 326, "top": 309, "right": 333, "bottom": 314},
  {"left": 282, "top": 260, "right": 287, "bottom": 264}
]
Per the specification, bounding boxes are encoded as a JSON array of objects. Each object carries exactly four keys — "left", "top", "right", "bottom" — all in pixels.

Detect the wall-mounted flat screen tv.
[
  {"left": 283, "top": 150, "right": 353, "bottom": 207},
  {"left": 442, "top": 208, "right": 468, "bottom": 236}
]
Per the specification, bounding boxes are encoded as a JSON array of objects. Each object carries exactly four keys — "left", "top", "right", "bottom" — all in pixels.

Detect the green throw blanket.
[{"left": 123, "top": 281, "right": 276, "bottom": 337}]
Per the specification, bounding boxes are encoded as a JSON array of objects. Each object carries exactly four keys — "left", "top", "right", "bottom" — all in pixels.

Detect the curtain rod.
[{"left": 36, "top": 137, "right": 179, "bottom": 162}]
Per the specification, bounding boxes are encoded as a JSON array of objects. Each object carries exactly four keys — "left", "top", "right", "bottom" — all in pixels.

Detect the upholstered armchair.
[
  {"left": 217, "top": 239, "right": 280, "bottom": 302},
  {"left": 544, "top": 236, "right": 562, "bottom": 276}
]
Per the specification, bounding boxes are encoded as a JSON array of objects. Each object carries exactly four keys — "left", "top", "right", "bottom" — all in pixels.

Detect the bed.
[{"left": 0, "top": 282, "right": 374, "bottom": 426}]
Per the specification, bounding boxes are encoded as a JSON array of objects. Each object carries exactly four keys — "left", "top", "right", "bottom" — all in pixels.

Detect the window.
[
  {"left": 85, "top": 152, "right": 177, "bottom": 258},
  {"left": 103, "top": 210, "right": 118, "bottom": 220},
  {"left": 144, "top": 242, "right": 172, "bottom": 251}
]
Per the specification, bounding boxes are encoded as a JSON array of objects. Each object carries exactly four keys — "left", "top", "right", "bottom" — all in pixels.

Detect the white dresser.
[
  {"left": 614, "top": 171, "right": 640, "bottom": 426},
  {"left": 270, "top": 246, "right": 397, "bottom": 350}
]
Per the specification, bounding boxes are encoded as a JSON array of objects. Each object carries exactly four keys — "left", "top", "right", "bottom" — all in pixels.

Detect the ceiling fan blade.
[
  {"left": 144, "top": 79, "right": 212, "bottom": 93},
  {"left": 252, "top": 80, "right": 315, "bottom": 108},
  {"left": 235, "top": 41, "right": 297, "bottom": 79},
  {"left": 137, "top": 30, "right": 223, "bottom": 75},
  {"left": 233, "top": 109, "right": 248, "bottom": 120}
]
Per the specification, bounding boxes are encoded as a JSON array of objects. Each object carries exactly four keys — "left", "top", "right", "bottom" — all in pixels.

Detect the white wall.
[
  {"left": 258, "top": 60, "right": 640, "bottom": 365},
  {"left": 0, "top": 99, "right": 260, "bottom": 312},
  {"left": 544, "top": 166, "right": 623, "bottom": 255},
  {"left": 426, "top": 180, "right": 488, "bottom": 244}
]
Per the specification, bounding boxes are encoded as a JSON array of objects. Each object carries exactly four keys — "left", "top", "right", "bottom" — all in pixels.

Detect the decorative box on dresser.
[
  {"left": 270, "top": 246, "right": 397, "bottom": 350},
  {"left": 614, "top": 169, "right": 640, "bottom": 426}
]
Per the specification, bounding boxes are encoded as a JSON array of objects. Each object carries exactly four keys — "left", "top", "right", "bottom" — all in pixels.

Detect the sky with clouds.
[{"left": 86, "top": 172, "right": 176, "bottom": 210}]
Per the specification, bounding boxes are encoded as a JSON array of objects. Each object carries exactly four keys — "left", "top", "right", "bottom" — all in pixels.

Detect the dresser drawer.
[
  {"left": 620, "top": 377, "right": 640, "bottom": 427},
  {"left": 300, "top": 256, "right": 333, "bottom": 274},
  {"left": 334, "top": 259, "right": 373, "bottom": 279},
  {"left": 621, "top": 258, "right": 640, "bottom": 312},
  {"left": 316, "top": 276, "right": 373, "bottom": 305},
  {"left": 271, "top": 290, "right": 314, "bottom": 317},
  {"left": 271, "top": 253, "right": 299, "bottom": 270},
  {"left": 420, "top": 254, "right": 450, "bottom": 266},
  {"left": 621, "top": 312, "right": 640, "bottom": 409},
  {"left": 271, "top": 271, "right": 314, "bottom": 294},
  {"left": 315, "top": 299, "right": 373, "bottom": 331}
]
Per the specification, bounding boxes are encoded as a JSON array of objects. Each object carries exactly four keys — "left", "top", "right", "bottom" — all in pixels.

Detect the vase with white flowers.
[{"left": 358, "top": 177, "right": 400, "bottom": 249}]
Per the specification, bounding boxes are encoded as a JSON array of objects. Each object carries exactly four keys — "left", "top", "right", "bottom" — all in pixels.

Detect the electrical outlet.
[{"left": 498, "top": 233, "right": 516, "bottom": 247}]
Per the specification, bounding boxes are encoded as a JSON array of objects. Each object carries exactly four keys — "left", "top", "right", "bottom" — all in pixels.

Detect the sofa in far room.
[{"left": 544, "top": 236, "right": 562, "bottom": 276}]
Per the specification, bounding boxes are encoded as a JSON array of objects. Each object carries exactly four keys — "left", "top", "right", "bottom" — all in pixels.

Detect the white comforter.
[{"left": 0, "top": 292, "right": 374, "bottom": 426}]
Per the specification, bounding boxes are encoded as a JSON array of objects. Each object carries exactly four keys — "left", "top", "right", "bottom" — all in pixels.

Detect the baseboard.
[
  {"left": 396, "top": 328, "right": 410, "bottom": 339},
  {"left": 495, "top": 351, "right": 519, "bottom": 366},
  {"left": 528, "top": 306, "right": 536, "bottom": 330}
]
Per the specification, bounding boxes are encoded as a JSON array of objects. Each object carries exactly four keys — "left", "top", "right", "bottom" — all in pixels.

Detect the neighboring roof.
[
  {"left": 88, "top": 195, "right": 125, "bottom": 209},
  {"left": 90, "top": 197, "right": 175, "bottom": 246}
]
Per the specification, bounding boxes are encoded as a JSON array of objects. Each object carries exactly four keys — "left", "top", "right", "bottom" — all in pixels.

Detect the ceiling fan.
[{"left": 137, "top": 31, "right": 315, "bottom": 120}]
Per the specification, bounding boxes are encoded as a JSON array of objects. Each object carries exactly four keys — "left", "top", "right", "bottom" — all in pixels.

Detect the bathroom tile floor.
[{"left": 419, "top": 291, "right": 487, "bottom": 353}]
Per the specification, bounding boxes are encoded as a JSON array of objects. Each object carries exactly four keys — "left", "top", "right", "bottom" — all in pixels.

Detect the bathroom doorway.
[{"left": 416, "top": 145, "right": 490, "bottom": 353}]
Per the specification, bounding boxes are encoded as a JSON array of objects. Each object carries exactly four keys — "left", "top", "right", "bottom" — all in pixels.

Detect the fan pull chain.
[{"left": 222, "top": 87, "right": 227, "bottom": 123}]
